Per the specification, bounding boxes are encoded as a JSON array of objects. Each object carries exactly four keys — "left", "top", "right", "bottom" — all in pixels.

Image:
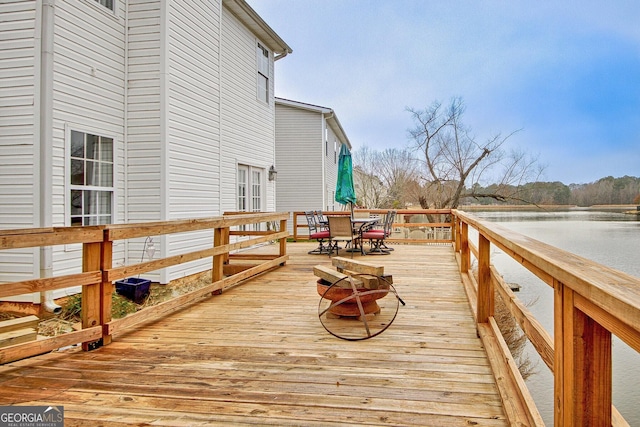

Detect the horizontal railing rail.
[
  {"left": 453, "top": 209, "right": 638, "bottom": 426},
  {"left": 292, "top": 209, "right": 453, "bottom": 244},
  {"left": 0, "top": 212, "right": 289, "bottom": 364}
]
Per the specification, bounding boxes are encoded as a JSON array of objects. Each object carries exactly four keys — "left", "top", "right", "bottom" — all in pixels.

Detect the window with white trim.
[
  {"left": 69, "top": 130, "right": 114, "bottom": 226},
  {"left": 257, "top": 43, "right": 270, "bottom": 103},
  {"left": 94, "top": 0, "right": 115, "bottom": 12},
  {"left": 238, "top": 165, "right": 265, "bottom": 231}
]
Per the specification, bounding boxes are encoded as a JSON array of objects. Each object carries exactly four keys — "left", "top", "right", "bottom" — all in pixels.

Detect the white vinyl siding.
[
  {"left": 220, "top": 6, "right": 276, "bottom": 214},
  {"left": 0, "top": 1, "right": 37, "bottom": 230},
  {"left": 0, "top": 0, "right": 284, "bottom": 289},
  {"left": 51, "top": 1, "right": 126, "bottom": 280},
  {"left": 126, "top": 1, "right": 163, "bottom": 225},
  {"left": 166, "top": 1, "right": 220, "bottom": 219},
  {"left": 0, "top": 1, "right": 38, "bottom": 287},
  {"left": 163, "top": 1, "right": 221, "bottom": 282}
]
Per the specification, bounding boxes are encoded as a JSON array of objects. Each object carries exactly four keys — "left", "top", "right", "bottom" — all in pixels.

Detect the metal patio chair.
[{"left": 305, "top": 211, "right": 330, "bottom": 254}]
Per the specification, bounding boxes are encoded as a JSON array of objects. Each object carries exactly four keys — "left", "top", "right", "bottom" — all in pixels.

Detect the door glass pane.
[
  {"left": 252, "top": 170, "right": 261, "bottom": 212},
  {"left": 238, "top": 168, "right": 247, "bottom": 211}
]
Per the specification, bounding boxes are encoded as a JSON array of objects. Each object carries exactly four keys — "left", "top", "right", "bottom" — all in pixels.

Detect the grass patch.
[{"left": 60, "top": 292, "right": 139, "bottom": 322}]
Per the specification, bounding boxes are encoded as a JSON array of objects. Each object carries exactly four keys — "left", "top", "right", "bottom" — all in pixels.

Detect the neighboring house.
[
  {"left": 0, "top": 0, "right": 291, "bottom": 303},
  {"left": 274, "top": 98, "right": 352, "bottom": 230}
]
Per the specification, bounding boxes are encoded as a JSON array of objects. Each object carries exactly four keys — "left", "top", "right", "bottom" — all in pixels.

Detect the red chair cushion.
[
  {"left": 310, "top": 231, "right": 330, "bottom": 239},
  {"left": 362, "top": 231, "right": 385, "bottom": 240}
]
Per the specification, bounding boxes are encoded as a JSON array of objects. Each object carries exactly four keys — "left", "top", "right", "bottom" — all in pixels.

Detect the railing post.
[
  {"left": 292, "top": 212, "right": 299, "bottom": 241},
  {"left": 81, "top": 241, "right": 102, "bottom": 351},
  {"left": 554, "top": 281, "right": 612, "bottom": 426},
  {"left": 477, "top": 233, "right": 493, "bottom": 324},
  {"left": 460, "top": 221, "right": 469, "bottom": 273},
  {"left": 279, "top": 219, "right": 287, "bottom": 264},
  {"left": 212, "top": 226, "right": 225, "bottom": 294},
  {"left": 452, "top": 216, "right": 459, "bottom": 252},
  {"left": 100, "top": 238, "right": 113, "bottom": 346}
]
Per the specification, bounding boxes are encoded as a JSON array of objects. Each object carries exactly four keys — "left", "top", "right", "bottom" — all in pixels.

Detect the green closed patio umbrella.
[{"left": 335, "top": 144, "right": 357, "bottom": 215}]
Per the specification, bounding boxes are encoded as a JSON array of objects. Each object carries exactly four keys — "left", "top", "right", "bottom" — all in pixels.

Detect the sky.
[{"left": 247, "top": 1, "right": 640, "bottom": 185}]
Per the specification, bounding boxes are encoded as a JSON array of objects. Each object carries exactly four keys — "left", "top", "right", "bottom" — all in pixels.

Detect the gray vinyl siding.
[
  {"left": 220, "top": 6, "right": 276, "bottom": 214},
  {"left": 275, "top": 104, "right": 324, "bottom": 218},
  {"left": 0, "top": 0, "right": 38, "bottom": 285}
]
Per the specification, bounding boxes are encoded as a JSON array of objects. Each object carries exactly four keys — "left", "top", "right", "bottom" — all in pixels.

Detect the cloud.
[{"left": 251, "top": 0, "right": 640, "bottom": 184}]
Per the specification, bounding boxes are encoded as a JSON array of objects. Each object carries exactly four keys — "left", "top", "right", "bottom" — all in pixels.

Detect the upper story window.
[
  {"left": 257, "top": 43, "right": 270, "bottom": 103},
  {"left": 69, "top": 130, "right": 114, "bottom": 226},
  {"left": 95, "top": 0, "right": 115, "bottom": 12}
]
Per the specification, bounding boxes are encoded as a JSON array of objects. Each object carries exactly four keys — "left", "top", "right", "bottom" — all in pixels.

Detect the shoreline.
[{"left": 459, "top": 204, "right": 637, "bottom": 212}]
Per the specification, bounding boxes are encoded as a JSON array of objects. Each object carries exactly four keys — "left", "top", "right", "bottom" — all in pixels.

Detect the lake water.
[{"left": 471, "top": 208, "right": 640, "bottom": 426}]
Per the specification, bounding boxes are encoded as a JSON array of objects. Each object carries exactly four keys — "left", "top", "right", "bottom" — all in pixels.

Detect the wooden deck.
[{"left": 0, "top": 243, "right": 508, "bottom": 426}]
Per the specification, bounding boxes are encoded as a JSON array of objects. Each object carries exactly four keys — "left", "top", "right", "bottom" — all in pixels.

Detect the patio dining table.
[{"left": 346, "top": 218, "right": 380, "bottom": 253}]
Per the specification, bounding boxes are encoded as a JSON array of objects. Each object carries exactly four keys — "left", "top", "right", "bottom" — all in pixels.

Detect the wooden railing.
[
  {"left": 292, "top": 209, "right": 453, "bottom": 244},
  {"left": 453, "top": 209, "right": 639, "bottom": 426},
  {"left": 0, "top": 212, "right": 289, "bottom": 364},
  {"left": 3, "top": 207, "right": 639, "bottom": 425}
]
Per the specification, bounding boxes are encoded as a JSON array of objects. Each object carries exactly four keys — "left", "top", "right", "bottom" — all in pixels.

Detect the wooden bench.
[{"left": 0, "top": 315, "right": 39, "bottom": 348}]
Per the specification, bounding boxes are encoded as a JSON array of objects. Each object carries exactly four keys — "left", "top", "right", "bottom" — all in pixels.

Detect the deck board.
[{"left": 0, "top": 243, "right": 508, "bottom": 426}]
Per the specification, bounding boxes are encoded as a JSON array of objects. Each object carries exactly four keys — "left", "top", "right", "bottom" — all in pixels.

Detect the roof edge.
[
  {"left": 223, "top": 0, "right": 292, "bottom": 55},
  {"left": 276, "top": 98, "right": 351, "bottom": 149},
  {"left": 275, "top": 97, "right": 331, "bottom": 114}
]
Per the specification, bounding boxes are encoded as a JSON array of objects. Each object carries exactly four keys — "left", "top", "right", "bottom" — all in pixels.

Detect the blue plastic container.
[{"left": 115, "top": 277, "right": 151, "bottom": 304}]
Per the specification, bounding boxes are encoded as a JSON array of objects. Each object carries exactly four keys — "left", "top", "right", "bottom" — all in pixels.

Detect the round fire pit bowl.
[{"left": 317, "top": 274, "right": 402, "bottom": 341}]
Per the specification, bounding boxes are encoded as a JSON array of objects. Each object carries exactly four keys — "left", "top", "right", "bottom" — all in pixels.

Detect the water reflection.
[{"left": 471, "top": 208, "right": 640, "bottom": 425}]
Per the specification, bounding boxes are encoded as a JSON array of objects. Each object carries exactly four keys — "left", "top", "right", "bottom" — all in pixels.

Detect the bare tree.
[
  {"left": 353, "top": 147, "right": 420, "bottom": 208},
  {"left": 407, "top": 97, "right": 543, "bottom": 209},
  {"left": 353, "top": 146, "right": 387, "bottom": 208},
  {"left": 376, "top": 148, "right": 420, "bottom": 208}
]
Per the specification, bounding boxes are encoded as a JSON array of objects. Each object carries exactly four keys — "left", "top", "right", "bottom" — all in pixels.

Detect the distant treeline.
[{"left": 473, "top": 176, "right": 640, "bottom": 207}]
